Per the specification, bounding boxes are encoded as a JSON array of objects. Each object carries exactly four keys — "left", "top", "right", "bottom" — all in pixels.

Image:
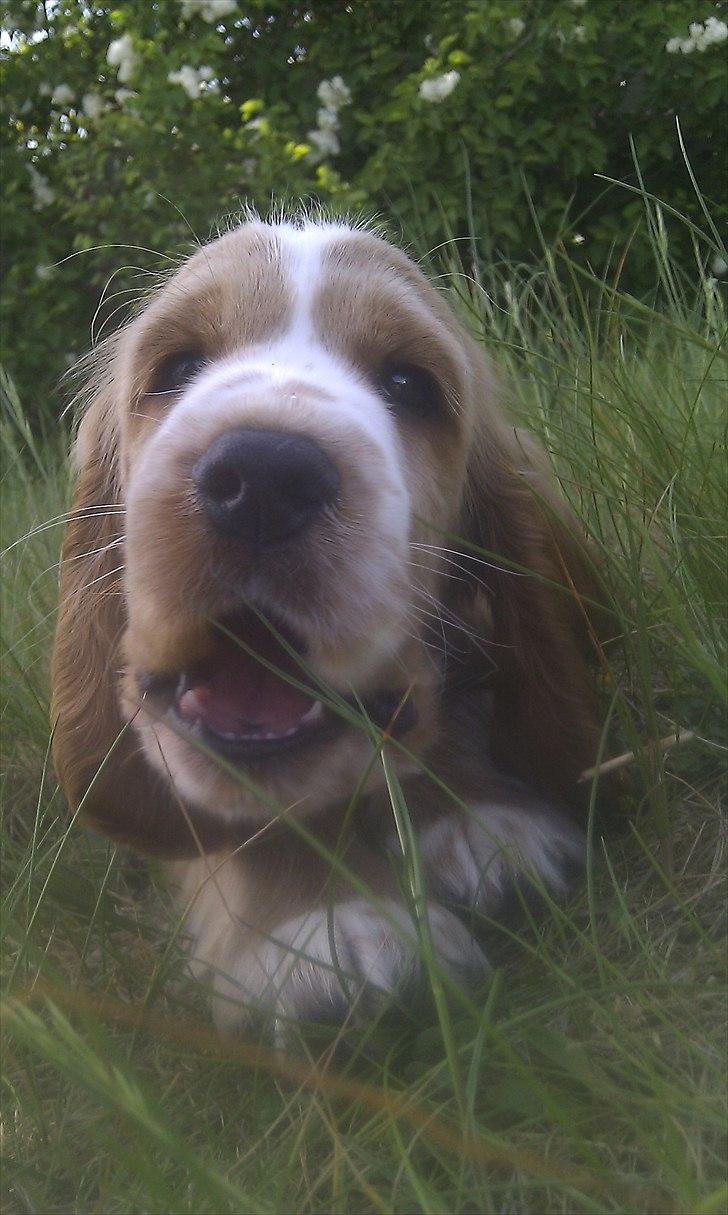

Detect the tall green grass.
[{"left": 1, "top": 199, "right": 726, "bottom": 1214}]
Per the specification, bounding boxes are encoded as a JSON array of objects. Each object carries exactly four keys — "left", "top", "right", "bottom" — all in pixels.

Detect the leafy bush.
[{"left": 2, "top": 0, "right": 726, "bottom": 416}]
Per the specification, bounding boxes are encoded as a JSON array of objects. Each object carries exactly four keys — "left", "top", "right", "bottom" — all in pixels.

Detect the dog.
[{"left": 51, "top": 214, "right": 601, "bottom": 1030}]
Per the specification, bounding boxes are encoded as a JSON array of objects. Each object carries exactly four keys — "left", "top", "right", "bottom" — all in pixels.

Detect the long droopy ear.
[
  {"left": 51, "top": 382, "right": 233, "bottom": 857},
  {"left": 454, "top": 377, "right": 604, "bottom": 811}
]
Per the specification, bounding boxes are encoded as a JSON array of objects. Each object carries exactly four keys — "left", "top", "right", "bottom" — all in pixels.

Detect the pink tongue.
[{"left": 177, "top": 623, "right": 316, "bottom": 737}]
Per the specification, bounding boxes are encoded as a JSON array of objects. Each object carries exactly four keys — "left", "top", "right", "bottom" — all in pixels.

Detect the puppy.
[{"left": 52, "top": 216, "right": 600, "bottom": 1029}]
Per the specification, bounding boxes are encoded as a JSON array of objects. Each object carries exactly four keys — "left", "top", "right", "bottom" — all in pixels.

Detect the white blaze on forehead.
[{"left": 276, "top": 220, "right": 353, "bottom": 337}]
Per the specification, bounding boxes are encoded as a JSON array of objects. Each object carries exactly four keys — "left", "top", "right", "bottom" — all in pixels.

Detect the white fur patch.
[
  {"left": 398, "top": 800, "right": 584, "bottom": 910},
  {"left": 184, "top": 893, "right": 488, "bottom": 1033}
]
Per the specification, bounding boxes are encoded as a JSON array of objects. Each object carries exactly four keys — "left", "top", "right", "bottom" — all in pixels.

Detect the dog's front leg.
[{"left": 170, "top": 819, "right": 488, "bottom": 1033}]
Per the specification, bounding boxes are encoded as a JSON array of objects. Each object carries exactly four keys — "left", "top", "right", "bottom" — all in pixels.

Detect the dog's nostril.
[
  {"left": 192, "top": 428, "right": 340, "bottom": 546},
  {"left": 202, "top": 461, "right": 245, "bottom": 505}
]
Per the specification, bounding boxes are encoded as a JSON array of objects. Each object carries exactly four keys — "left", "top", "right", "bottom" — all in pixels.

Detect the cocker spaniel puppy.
[{"left": 52, "top": 216, "right": 601, "bottom": 1030}]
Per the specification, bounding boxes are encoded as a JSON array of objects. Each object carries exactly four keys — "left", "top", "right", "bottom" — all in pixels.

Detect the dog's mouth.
[{"left": 139, "top": 609, "right": 417, "bottom": 764}]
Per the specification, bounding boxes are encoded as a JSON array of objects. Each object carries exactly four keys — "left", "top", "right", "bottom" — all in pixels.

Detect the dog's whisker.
[
  {"left": 62, "top": 536, "right": 126, "bottom": 564},
  {"left": 411, "top": 540, "right": 526, "bottom": 578},
  {"left": 408, "top": 600, "right": 496, "bottom": 668},
  {"left": 406, "top": 557, "right": 468, "bottom": 584},
  {"left": 75, "top": 564, "right": 126, "bottom": 594},
  {"left": 407, "top": 549, "right": 496, "bottom": 596}
]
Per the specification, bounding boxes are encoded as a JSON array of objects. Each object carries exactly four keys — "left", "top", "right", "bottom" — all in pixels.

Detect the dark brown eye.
[
  {"left": 149, "top": 352, "right": 207, "bottom": 395},
  {"left": 377, "top": 363, "right": 442, "bottom": 417}
]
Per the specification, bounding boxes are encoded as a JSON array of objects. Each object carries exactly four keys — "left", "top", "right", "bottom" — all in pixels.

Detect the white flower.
[
  {"left": 107, "top": 34, "right": 132, "bottom": 65},
  {"left": 507, "top": 17, "right": 525, "bottom": 39},
  {"left": 307, "top": 127, "right": 340, "bottom": 159},
  {"left": 306, "top": 80, "right": 350, "bottom": 160},
  {"left": 82, "top": 92, "right": 106, "bottom": 120},
  {"left": 35, "top": 263, "right": 55, "bottom": 281},
  {"left": 168, "top": 65, "right": 206, "bottom": 99},
  {"left": 316, "top": 106, "right": 339, "bottom": 131},
  {"left": 180, "top": 0, "right": 237, "bottom": 21},
  {"left": 114, "top": 88, "right": 137, "bottom": 105},
  {"left": 317, "top": 75, "right": 352, "bottom": 110},
  {"left": 39, "top": 83, "right": 52, "bottom": 97},
  {"left": 28, "top": 165, "right": 54, "bottom": 208},
  {"left": 168, "top": 66, "right": 200, "bottom": 99},
  {"left": 572, "top": 233, "right": 586, "bottom": 245},
  {"left": 573, "top": 24, "right": 587, "bottom": 42},
  {"left": 199, "top": 66, "right": 219, "bottom": 93},
  {"left": 167, "top": 64, "right": 219, "bottom": 99},
  {"left": 666, "top": 17, "right": 728, "bottom": 54},
  {"left": 51, "top": 83, "right": 74, "bottom": 107},
  {"left": 700, "top": 16, "right": 728, "bottom": 47},
  {"left": 107, "top": 34, "right": 139, "bottom": 84},
  {"left": 419, "top": 70, "right": 460, "bottom": 102},
  {"left": 704, "top": 16, "right": 728, "bottom": 42},
  {"left": 712, "top": 254, "right": 728, "bottom": 277}
]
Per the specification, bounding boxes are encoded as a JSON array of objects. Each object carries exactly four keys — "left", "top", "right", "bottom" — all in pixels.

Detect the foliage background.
[{"left": 2, "top": 0, "right": 727, "bottom": 416}]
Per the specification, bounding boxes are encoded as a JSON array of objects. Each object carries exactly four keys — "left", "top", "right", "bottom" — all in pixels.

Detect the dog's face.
[
  {"left": 117, "top": 222, "right": 478, "bottom": 821},
  {"left": 52, "top": 219, "right": 599, "bottom": 855}
]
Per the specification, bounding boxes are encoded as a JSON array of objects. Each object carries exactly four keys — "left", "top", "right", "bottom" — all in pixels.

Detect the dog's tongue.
[{"left": 177, "top": 618, "right": 317, "bottom": 738}]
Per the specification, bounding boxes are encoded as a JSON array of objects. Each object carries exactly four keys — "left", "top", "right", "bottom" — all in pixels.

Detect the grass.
[{"left": 1, "top": 196, "right": 727, "bottom": 1214}]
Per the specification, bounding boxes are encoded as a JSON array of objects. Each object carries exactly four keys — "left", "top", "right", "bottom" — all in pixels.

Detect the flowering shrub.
[{"left": 2, "top": 0, "right": 726, "bottom": 416}]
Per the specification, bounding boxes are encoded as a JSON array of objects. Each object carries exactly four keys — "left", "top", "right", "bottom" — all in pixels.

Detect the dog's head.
[{"left": 52, "top": 218, "right": 600, "bottom": 855}]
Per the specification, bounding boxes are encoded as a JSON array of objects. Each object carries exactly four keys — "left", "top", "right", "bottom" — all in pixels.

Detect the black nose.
[{"left": 192, "top": 428, "right": 340, "bottom": 546}]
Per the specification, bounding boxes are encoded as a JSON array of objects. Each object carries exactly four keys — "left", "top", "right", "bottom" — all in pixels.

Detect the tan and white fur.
[{"left": 52, "top": 215, "right": 601, "bottom": 1031}]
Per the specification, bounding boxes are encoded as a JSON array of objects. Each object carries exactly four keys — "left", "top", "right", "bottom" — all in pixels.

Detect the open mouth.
[{"left": 139, "top": 609, "right": 417, "bottom": 765}]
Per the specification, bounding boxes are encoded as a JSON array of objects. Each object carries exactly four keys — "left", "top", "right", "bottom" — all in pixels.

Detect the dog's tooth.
[{"left": 301, "top": 701, "right": 323, "bottom": 726}]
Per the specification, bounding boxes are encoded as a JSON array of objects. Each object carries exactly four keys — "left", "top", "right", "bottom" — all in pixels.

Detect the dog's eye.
[
  {"left": 149, "top": 352, "right": 207, "bottom": 395},
  {"left": 377, "top": 364, "right": 441, "bottom": 417}
]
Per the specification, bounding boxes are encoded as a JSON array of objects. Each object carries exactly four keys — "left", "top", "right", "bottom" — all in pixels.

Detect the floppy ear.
[
  {"left": 51, "top": 382, "right": 235, "bottom": 857},
  {"left": 453, "top": 392, "right": 603, "bottom": 811}
]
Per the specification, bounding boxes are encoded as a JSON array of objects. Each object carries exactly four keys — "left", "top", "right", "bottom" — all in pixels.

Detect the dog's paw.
[
  {"left": 210, "top": 896, "right": 488, "bottom": 1033},
  {"left": 414, "top": 801, "right": 584, "bottom": 921}
]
